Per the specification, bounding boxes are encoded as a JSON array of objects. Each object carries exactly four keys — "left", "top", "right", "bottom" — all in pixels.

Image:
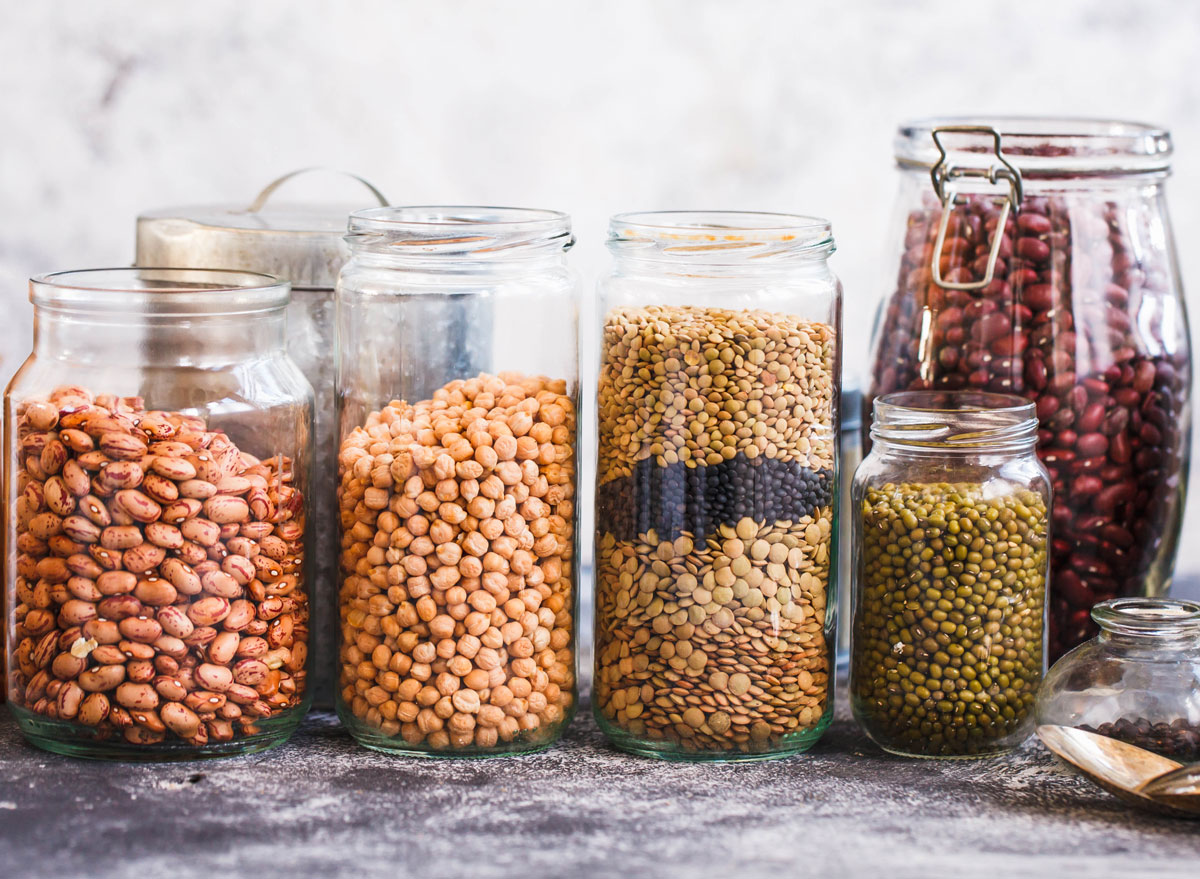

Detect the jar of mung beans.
[
  {"left": 594, "top": 211, "right": 842, "bottom": 761},
  {"left": 1036, "top": 597, "right": 1200, "bottom": 763},
  {"left": 865, "top": 119, "right": 1191, "bottom": 662},
  {"left": 4, "top": 268, "right": 314, "bottom": 759},
  {"left": 336, "top": 207, "right": 579, "bottom": 756},
  {"left": 851, "top": 391, "right": 1050, "bottom": 758}
]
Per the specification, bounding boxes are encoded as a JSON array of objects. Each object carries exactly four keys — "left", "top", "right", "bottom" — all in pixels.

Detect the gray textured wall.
[{"left": 2, "top": 0, "right": 1199, "bottom": 567}]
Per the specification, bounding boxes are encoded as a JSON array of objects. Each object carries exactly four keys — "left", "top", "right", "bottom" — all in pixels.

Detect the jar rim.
[
  {"left": 895, "top": 117, "right": 1172, "bottom": 176},
  {"left": 871, "top": 391, "right": 1039, "bottom": 452},
  {"left": 1092, "top": 597, "right": 1200, "bottom": 636},
  {"left": 346, "top": 206, "right": 573, "bottom": 259},
  {"left": 30, "top": 268, "right": 291, "bottom": 316},
  {"left": 608, "top": 210, "right": 835, "bottom": 264}
]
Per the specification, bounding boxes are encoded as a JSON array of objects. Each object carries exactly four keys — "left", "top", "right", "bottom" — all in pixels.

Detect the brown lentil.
[
  {"left": 6, "top": 386, "right": 308, "bottom": 749},
  {"left": 337, "top": 372, "right": 576, "bottom": 753},
  {"left": 595, "top": 305, "right": 837, "bottom": 757},
  {"left": 850, "top": 482, "right": 1047, "bottom": 757}
]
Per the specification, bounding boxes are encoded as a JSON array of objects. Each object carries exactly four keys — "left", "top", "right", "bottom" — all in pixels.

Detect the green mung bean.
[{"left": 850, "top": 482, "right": 1047, "bottom": 757}]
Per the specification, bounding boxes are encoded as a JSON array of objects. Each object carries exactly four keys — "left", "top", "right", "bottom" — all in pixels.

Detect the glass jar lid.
[
  {"left": 895, "top": 117, "right": 1172, "bottom": 177},
  {"left": 136, "top": 169, "right": 388, "bottom": 289}
]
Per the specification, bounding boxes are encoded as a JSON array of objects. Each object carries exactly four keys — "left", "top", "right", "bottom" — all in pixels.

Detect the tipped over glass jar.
[{"left": 865, "top": 119, "right": 1191, "bottom": 662}]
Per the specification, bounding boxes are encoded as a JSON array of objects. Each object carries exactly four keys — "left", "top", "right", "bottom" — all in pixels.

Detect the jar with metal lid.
[
  {"left": 336, "top": 206, "right": 579, "bottom": 756},
  {"left": 593, "top": 211, "right": 841, "bottom": 761},
  {"left": 851, "top": 391, "right": 1050, "bottom": 758},
  {"left": 865, "top": 119, "right": 1191, "bottom": 662},
  {"left": 136, "top": 169, "right": 388, "bottom": 708},
  {"left": 4, "top": 268, "right": 313, "bottom": 759},
  {"left": 1036, "top": 597, "right": 1200, "bottom": 763}
]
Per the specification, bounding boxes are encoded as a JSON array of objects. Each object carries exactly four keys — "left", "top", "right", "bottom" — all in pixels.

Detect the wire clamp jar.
[{"left": 929, "top": 124, "right": 1024, "bottom": 291}]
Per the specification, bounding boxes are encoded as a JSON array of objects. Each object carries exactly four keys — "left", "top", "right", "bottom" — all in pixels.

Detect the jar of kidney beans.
[{"left": 866, "top": 118, "right": 1192, "bottom": 661}]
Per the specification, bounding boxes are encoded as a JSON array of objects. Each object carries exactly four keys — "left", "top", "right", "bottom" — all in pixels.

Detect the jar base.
[
  {"left": 595, "top": 711, "right": 832, "bottom": 763},
  {"left": 337, "top": 708, "right": 572, "bottom": 759},
  {"left": 864, "top": 731, "right": 1031, "bottom": 760},
  {"left": 11, "top": 704, "right": 303, "bottom": 762}
]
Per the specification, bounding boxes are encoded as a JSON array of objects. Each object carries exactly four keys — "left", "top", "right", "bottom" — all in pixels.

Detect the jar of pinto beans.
[
  {"left": 335, "top": 207, "right": 579, "bottom": 756},
  {"left": 866, "top": 119, "right": 1192, "bottom": 661},
  {"left": 4, "top": 269, "right": 314, "bottom": 759}
]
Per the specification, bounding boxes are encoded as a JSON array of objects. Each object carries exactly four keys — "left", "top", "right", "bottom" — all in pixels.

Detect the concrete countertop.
[{"left": 2, "top": 689, "right": 1198, "bottom": 879}]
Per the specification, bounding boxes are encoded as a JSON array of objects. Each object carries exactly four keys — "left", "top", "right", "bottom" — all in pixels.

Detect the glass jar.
[
  {"left": 851, "top": 392, "right": 1050, "bottom": 758},
  {"left": 865, "top": 119, "right": 1191, "bottom": 662},
  {"left": 3, "top": 268, "right": 314, "bottom": 759},
  {"left": 335, "top": 207, "right": 579, "bottom": 756},
  {"left": 593, "top": 211, "right": 842, "bottom": 761},
  {"left": 1036, "top": 597, "right": 1200, "bottom": 763},
  {"left": 136, "top": 169, "right": 388, "bottom": 709},
  {"left": 836, "top": 383, "right": 863, "bottom": 668}
]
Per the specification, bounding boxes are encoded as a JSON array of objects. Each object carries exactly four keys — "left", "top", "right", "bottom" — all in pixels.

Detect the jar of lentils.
[
  {"left": 866, "top": 119, "right": 1191, "bottom": 662},
  {"left": 336, "top": 207, "right": 579, "bottom": 756},
  {"left": 4, "top": 269, "right": 313, "bottom": 759},
  {"left": 594, "top": 211, "right": 841, "bottom": 761},
  {"left": 851, "top": 391, "right": 1050, "bottom": 758}
]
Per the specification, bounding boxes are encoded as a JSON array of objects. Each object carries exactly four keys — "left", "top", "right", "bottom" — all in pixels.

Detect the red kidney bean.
[{"left": 867, "top": 192, "right": 1189, "bottom": 660}]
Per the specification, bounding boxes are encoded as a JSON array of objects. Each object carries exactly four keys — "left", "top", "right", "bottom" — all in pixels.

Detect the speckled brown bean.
[{"left": 5, "top": 386, "right": 309, "bottom": 749}]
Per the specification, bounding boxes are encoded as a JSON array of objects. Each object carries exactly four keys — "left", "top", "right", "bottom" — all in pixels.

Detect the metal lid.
[{"left": 135, "top": 169, "right": 388, "bottom": 289}]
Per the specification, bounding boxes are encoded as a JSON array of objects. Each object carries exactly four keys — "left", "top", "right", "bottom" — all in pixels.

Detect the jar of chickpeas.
[{"left": 335, "top": 207, "right": 579, "bottom": 756}]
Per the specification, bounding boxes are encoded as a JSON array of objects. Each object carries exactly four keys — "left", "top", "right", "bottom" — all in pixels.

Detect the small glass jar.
[
  {"left": 136, "top": 169, "right": 389, "bottom": 709},
  {"left": 851, "top": 392, "right": 1050, "bottom": 758},
  {"left": 4, "top": 268, "right": 314, "bottom": 759},
  {"left": 865, "top": 119, "right": 1192, "bottom": 662},
  {"left": 335, "top": 207, "right": 579, "bottom": 757},
  {"left": 1036, "top": 597, "right": 1200, "bottom": 762},
  {"left": 593, "top": 211, "right": 842, "bottom": 761}
]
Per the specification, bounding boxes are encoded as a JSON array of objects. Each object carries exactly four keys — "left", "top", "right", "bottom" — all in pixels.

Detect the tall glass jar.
[
  {"left": 336, "top": 207, "right": 579, "bottom": 756},
  {"left": 136, "top": 169, "right": 389, "bottom": 709},
  {"left": 851, "top": 392, "right": 1050, "bottom": 758},
  {"left": 593, "top": 211, "right": 842, "bottom": 761},
  {"left": 866, "top": 119, "right": 1191, "bottom": 661},
  {"left": 1036, "top": 597, "right": 1200, "bottom": 763},
  {"left": 4, "top": 268, "right": 313, "bottom": 759}
]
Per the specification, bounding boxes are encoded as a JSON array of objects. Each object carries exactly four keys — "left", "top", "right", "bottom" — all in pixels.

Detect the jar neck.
[
  {"left": 606, "top": 210, "right": 835, "bottom": 279},
  {"left": 1092, "top": 598, "right": 1200, "bottom": 654},
  {"left": 32, "top": 306, "right": 288, "bottom": 367},
  {"left": 869, "top": 390, "right": 1039, "bottom": 458},
  {"left": 344, "top": 246, "right": 569, "bottom": 278}
]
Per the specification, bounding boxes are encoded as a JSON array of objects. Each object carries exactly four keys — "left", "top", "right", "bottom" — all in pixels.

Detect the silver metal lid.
[{"left": 135, "top": 169, "right": 388, "bottom": 290}]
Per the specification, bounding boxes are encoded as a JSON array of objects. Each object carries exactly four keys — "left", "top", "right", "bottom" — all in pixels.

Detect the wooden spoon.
[{"left": 1036, "top": 724, "right": 1198, "bottom": 818}]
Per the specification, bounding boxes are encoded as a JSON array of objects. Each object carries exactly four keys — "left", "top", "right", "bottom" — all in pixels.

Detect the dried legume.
[
  {"left": 595, "top": 305, "right": 836, "bottom": 756},
  {"left": 851, "top": 482, "right": 1047, "bottom": 757},
  {"left": 868, "top": 195, "right": 1189, "bottom": 658},
  {"left": 7, "top": 386, "right": 308, "bottom": 748},
  {"left": 337, "top": 372, "right": 576, "bottom": 752}
]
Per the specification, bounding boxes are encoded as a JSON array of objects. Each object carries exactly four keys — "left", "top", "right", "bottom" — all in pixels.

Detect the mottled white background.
[{"left": 2, "top": 0, "right": 1199, "bottom": 570}]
